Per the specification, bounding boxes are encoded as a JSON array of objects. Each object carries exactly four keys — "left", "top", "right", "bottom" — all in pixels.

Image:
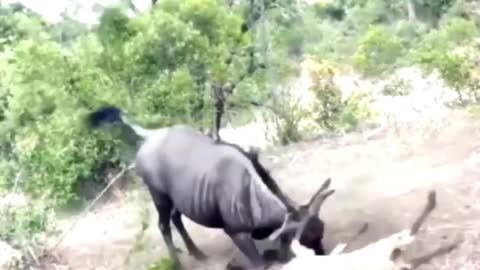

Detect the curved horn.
[
  {"left": 306, "top": 178, "right": 334, "bottom": 215},
  {"left": 306, "top": 178, "right": 331, "bottom": 206},
  {"left": 410, "top": 190, "right": 436, "bottom": 235},
  {"left": 308, "top": 189, "right": 335, "bottom": 215}
]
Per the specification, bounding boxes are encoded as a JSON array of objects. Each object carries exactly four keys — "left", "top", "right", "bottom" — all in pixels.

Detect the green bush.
[
  {"left": 345, "top": 0, "right": 389, "bottom": 32},
  {"left": 395, "top": 20, "right": 429, "bottom": 49},
  {"left": 264, "top": 88, "right": 310, "bottom": 145},
  {"left": 307, "top": 21, "right": 358, "bottom": 63},
  {"left": 148, "top": 257, "right": 175, "bottom": 270},
  {"left": 412, "top": 17, "right": 479, "bottom": 104},
  {"left": 338, "top": 90, "right": 375, "bottom": 131},
  {"left": 0, "top": 0, "right": 260, "bottom": 207},
  {"left": 0, "top": 36, "right": 124, "bottom": 206},
  {"left": 353, "top": 25, "right": 405, "bottom": 76},
  {"left": 311, "top": 1, "right": 346, "bottom": 21},
  {"left": 0, "top": 195, "right": 53, "bottom": 266},
  {"left": 305, "top": 60, "right": 343, "bottom": 130},
  {"left": 306, "top": 59, "right": 374, "bottom": 132},
  {"left": 439, "top": 17, "right": 478, "bottom": 45},
  {"left": 382, "top": 76, "right": 413, "bottom": 96}
]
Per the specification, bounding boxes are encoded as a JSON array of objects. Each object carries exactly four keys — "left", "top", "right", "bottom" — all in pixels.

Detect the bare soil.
[{"left": 43, "top": 110, "right": 480, "bottom": 270}]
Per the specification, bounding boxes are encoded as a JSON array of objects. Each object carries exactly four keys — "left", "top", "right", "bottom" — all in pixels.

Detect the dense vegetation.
[{"left": 0, "top": 0, "right": 479, "bottom": 268}]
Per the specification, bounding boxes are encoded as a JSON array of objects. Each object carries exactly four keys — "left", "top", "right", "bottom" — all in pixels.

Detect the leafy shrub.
[
  {"left": 307, "top": 21, "right": 358, "bottom": 63},
  {"left": 353, "top": 25, "right": 405, "bottom": 76},
  {"left": 345, "top": 0, "right": 389, "bottom": 32},
  {"left": 439, "top": 17, "right": 478, "bottom": 45},
  {"left": 412, "top": 17, "right": 479, "bottom": 104},
  {"left": 414, "top": 46, "right": 472, "bottom": 104},
  {"left": 0, "top": 194, "right": 53, "bottom": 268},
  {"left": 1, "top": 37, "right": 124, "bottom": 206},
  {"left": 382, "top": 76, "right": 413, "bottom": 96},
  {"left": 0, "top": 199, "right": 51, "bottom": 245},
  {"left": 0, "top": 0, "right": 259, "bottom": 207},
  {"left": 308, "top": 60, "right": 343, "bottom": 130},
  {"left": 338, "top": 90, "right": 375, "bottom": 131},
  {"left": 264, "top": 87, "right": 311, "bottom": 145},
  {"left": 148, "top": 257, "right": 175, "bottom": 270},
  {"left": 311, "top": 1, "right": 346, "bottom": 21},
  {"left": 395, "top": 20, "right": 429, "bottom": 49}
]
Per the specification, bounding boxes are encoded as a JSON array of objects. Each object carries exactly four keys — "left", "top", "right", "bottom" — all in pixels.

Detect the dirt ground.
[{"left": 44, "top": 109, "right": 480, "bottom": 270}]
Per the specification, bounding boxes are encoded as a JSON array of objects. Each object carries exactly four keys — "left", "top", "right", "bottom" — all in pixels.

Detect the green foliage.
[
  {"left": 0, "top": 0, "right": 259, "bottom": 208},
  {"left": 309, "top": 63, "right": 343, "bottom": 130},
  {"left": 345, "top": 0, "right": 389, "bottom": 32},
  {"left": 265, "top": 88, "right": 310, "bottom": 145},
  {"left": 311, "top": 1, "right": 346, "bottom": 21},
  {"left": 394, "top": 20, "right": 429, "bottom": 48},
  {"left": 382, "top": 76, "right": 413, "bottom": 96},
  {"left": 338, "top": 91, "right": 375, "bottom": 131},
  {"left": 439, "top": 17, "right": 478, "bottom": 43},
  {"left": 148, "top": 257, "right": 175, "bottom": 270},
  {"left": 412, "top": 17, "right": 479, "bottom": 104},
  {"left": 353, "top": 25, "right": 405, "bottom": 76},
  {"left": 417, "top": 0, "right": 455, "bottom": 25},
  {"left": 0, "top": 195, "right": 53, "bottom": 265}
]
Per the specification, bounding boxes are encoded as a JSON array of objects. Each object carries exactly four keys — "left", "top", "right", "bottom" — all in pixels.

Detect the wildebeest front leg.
[
  {"left": 278, "top": 234, "right": 294, "bottom": 262},
  {"left": 171, "top": 210, "right": 208, "bottom": 261},
  {"left": 226, "top": 232, "right": 267, "bottom": 270}
]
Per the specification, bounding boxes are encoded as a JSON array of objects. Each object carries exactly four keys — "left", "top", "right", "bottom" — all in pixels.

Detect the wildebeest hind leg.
[
  {"left": 171, "top": 210, "right": 208, "bottom": 261},
  {"left": 150, "top": 190, "right": 183, "bottom": 270}
]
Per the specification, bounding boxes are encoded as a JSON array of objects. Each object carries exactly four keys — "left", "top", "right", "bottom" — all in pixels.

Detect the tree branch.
[
  {"left": 240, "top": 0, "right": 278, "bottom": 33},
  {"left": 128, "top": 0, "right": 139, "bottom": 14}
]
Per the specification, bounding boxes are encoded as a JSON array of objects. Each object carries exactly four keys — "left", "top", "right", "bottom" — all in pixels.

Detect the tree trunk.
[{"left": 406, "top": 0, "right": 417, "bottom": 21}]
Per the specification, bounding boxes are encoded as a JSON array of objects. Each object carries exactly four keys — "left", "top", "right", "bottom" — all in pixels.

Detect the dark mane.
[{"left": 214, "top": 140, "right": 295, "bottom": 212}]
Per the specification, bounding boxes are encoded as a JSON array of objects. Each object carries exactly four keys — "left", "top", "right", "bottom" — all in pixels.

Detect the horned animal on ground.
[
  {"left": 276, "top": 190, "right": 462, "bottom": 270},
  {"left": 86, "top": 105, "right": 334, "bottom": 270}
]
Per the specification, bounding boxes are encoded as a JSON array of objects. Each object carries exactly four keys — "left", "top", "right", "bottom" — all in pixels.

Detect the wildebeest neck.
[{"left": 215, "top": 140, "right": 297, "bottom": 212}]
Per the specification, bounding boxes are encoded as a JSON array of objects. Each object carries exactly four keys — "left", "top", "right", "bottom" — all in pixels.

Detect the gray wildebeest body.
[{"left": 86, "top": 105, "right": 333, "bottom": 270}]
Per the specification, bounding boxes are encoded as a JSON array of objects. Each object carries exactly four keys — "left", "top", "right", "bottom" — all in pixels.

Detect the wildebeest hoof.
[
  {"left": 226, "top": 258, "right": 267, "bottom": 270},
  {"left": 226, "top": 259, "right": 244, "bottom": 270}
]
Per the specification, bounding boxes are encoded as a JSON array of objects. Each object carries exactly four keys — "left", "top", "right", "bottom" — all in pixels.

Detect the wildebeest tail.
[
  {"left": 86, "top": 105, "right": 153, "bottom": 139},
  {"left": 87, "top": 105, "right": 124, "bottom": 127}
]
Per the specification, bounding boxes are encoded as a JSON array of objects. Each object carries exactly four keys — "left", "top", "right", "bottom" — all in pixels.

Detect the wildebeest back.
[{"left": 135, "top": 125, "right": 287, "bottom": 233}]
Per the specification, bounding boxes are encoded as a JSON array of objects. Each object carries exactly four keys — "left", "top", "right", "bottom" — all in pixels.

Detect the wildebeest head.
[
  {"left": 269, "top": 177, "right": 335, "bottom": 256},
  {"left": 222, "top": 143, "right": 334, "bottom": 255}
]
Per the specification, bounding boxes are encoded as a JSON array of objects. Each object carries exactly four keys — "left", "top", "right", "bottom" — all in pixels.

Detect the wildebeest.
[
  {"left": 277, "top": 190, "right": 462, "bottom": 270},
  {"left": 86, "top": 105, "right": 333, "bottom": 270}
]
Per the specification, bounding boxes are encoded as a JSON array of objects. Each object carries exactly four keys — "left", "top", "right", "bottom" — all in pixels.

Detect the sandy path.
[{"left": 48, "top": 110, "right": 480, "bottom": 270}]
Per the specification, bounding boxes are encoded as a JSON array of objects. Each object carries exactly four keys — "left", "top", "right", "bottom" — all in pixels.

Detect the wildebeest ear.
[
  {"left": 390, "top": 248, "right": 403, "bottom": 261},
  {"left": 305, "top": 178, "right": 334, "bottom": 215}
]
